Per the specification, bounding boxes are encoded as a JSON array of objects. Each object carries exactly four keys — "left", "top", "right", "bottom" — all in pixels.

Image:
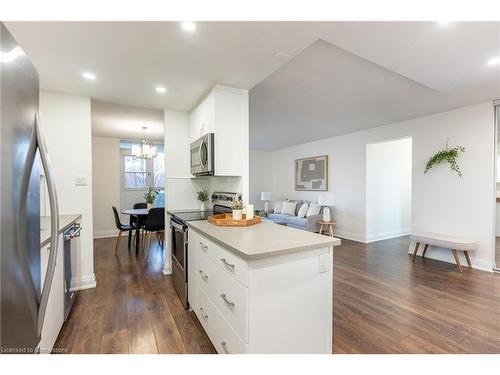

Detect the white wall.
[
  {"left": 249, "top": 150, "right": 274, "bottom": 209},
  {"left": 366, "top": 138, "right": 412, "bottom": 242},
  {"left": 164, "top": 109, "right": 200, "bottom": 211},
  {"left": 253, "top": 102, "right": 495, "bottom": 271},
  {"left": 92, "top": 136, "right": 120, "bottom": 238},
  {"left": 40, "top": 90, "right": 96, "bottom": 290}
]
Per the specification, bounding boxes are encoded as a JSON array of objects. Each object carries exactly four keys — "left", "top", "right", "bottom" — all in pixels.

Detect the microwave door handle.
[
  {"left": 199, "top": 139, "right": 206, "bottom": 168},
  {"left": 16, "top": 119, "right": 40, "bottom": 335},
  {"left": 35, "top": 113, "right": 60, "bottom": 336}
]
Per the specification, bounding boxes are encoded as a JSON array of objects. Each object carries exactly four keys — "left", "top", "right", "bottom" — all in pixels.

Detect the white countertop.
[
  {"left": 40, "top": 214, "right": 81, "bottom": 247},
  {"left": 187, "top": 220, "right": 341, "bottom": 260}
]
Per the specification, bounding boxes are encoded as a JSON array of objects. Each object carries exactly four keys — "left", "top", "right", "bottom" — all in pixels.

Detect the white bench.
[{"left": 410, "top": 233, "right": 477, "bottom": 273}]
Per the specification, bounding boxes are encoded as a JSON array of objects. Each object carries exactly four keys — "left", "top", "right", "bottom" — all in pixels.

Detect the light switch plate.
[
  {"left": 319, "top": 253, "right": 330, "bottom": 273},
  {"left": 75, "top": 175, "right": 87, "bottom": 186}
]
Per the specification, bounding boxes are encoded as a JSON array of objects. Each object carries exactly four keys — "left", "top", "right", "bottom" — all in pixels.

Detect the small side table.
[{"left": 319, "top": 221, "right": 336, "bottom": 237}]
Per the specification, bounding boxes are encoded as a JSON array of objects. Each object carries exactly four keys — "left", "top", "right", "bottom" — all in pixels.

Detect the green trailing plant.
[
  {"left": 144, "top": 186, "right": 159, "bottom": 204},
  {"left": 231, "top": 197, "right": 244, "bottom": 211},
  {"left": 424, "top": 141, "right": 465, "bottom": 177},
  {"left": 197, "top": 190, "right": 209, "bottom": 202}
]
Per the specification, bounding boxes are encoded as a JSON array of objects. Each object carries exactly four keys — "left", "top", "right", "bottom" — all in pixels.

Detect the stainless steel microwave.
[{"left": 190, "top": 133, "right": 214, "bottom": 176}]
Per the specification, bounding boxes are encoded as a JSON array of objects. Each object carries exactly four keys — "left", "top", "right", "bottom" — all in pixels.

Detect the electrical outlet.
[
  {"left": 319, "top": 254, "right": 330, "bottom": 273},
  {"left": 75, "top": 175, "right": 87, "bottom": 186}
]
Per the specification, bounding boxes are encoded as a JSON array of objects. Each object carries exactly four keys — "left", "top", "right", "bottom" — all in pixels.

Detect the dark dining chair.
[
  {"left": 112, "top": 206, "right": 133, "bottom": 255},
  {"left": 128, "top": 202, "right": 147, "bottom": 248},
  {"left": 142, "top": 207, "right": 165, "bottom": 257}
]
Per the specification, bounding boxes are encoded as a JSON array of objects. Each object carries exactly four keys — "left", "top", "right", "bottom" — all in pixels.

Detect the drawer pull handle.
[
  {"left": 198, "top": 269, "right": 208, "bottom": 281},
  {"left": 199, "top": 307, "right": 208, "bottom": 320},
  {"left": 220, "top": 293, "right": 235, "bottom": 309},
  {"left": 220, "top": 341, "right": 229, "bottom": 353},
  {"left": 200, "top": 242, "right": 208, "bottom": 250},
  {"left": 220, "top": 258, "right": 235, "bottom": 269}
]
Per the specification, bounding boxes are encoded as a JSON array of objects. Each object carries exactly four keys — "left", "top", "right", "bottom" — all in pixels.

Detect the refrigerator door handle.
[
  {"left": 35, "top": 113, "right": 60, "bottom": 336},
  {"left": 16, "top": 118, "right": 40, "bottom": 335}
]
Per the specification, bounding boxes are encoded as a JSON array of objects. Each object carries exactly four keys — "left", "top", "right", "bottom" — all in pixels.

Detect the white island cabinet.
[{"left": 187, "top": 221, "right": 340, "bottom": 354}]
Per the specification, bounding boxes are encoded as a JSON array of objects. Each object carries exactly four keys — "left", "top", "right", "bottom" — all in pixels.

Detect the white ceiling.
[
  {"left": 5, "top": 21, "right": 322, "bottom": 111},
  {"left": 250, "top": 22, "right": 500, "bottom": 150},
  {"left": 91, "top": 100, "right": 164, "bottom": 141},
  {"left": 4, "top": 21, "right": 500, "bottom": 149}
]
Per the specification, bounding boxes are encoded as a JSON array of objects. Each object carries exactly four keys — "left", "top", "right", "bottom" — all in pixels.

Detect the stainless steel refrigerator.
[{"left": 1, "top": 22, "right": 59, "bottom": 353}]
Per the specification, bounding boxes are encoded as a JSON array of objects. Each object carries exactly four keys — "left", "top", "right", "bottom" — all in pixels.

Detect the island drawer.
[
  {"left": 192, "top": 229, "right": 249, "bottom": 287},
  {"left": 210, "top": 259, "right": 248, "bottom": 343},
  {"left": 195, "top": 286, "right": 247, "bottom": 354},
  {"left": 212, "top": 242, "right": 249, "bottom": 287},
  {"left": 189, "top": 229, "right": 217, "bottom": 260},
  {"left": 195, "top": 246, "right": 215, "bottom": 296},
  {"left": 193, "top": 237, "right": 249, "bottom": 343}
]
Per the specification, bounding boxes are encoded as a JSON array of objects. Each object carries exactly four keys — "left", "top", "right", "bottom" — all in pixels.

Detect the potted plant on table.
[
  {"left": 231, "top": 197, "right": 244, "bottom": 220},
  {"left": 197, "top": 190, "right": 210, "bottom": 211},
  {"left": 144, "top": 186, "right": 159, "bottom": 210}
]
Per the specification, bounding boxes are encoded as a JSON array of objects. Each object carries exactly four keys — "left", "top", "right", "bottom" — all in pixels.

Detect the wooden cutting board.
[{"left": 208, "top": 213, "right": 262, "bottom": 227}]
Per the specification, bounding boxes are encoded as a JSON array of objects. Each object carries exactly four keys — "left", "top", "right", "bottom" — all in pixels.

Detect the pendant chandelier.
[{"left": 132, "top": 126, "right": 158, "bottom": 159}]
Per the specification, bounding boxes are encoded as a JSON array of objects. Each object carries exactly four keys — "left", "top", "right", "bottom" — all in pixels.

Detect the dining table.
[{"left": 121, "top": 208, "right": 149, "bottom": 254}]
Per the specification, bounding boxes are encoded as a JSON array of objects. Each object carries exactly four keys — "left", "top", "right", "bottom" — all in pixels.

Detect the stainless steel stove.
[{"left": 169, "top": 192, "right": 241, "bottom": 309}]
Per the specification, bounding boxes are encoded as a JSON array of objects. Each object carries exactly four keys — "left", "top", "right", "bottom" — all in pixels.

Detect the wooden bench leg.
[
  {"left": 464, "top": 251, "right": 472, "bottom": 269},
  {"left": 412, "top": 242, "right": 420, "bottom": 262},
  {"left": 422, "top": 244, "right": 429, "bottom": 258},
  {"left": 451, "top": 249, "right": 463, "bottom": 273},
  {"left": 319, "top": 224, "right": 324, "bottom": 235}
]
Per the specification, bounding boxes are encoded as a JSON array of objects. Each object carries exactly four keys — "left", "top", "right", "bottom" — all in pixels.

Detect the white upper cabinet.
[{"left": 189, "top": 85, "right": 249, "bottom": 177}]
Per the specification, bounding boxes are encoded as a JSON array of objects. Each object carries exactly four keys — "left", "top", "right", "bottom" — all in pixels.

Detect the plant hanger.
[{"left": 424, "top": 138, "right": 465, "bottom": 177}]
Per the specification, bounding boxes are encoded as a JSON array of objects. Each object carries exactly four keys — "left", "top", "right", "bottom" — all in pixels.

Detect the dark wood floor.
[
  {"left": 334, "top": 236, "right": 500, "bottom": 353},
  {"left": 55, "top": 234, "right": 500, "bottom": 354},
  {"left": 53, "top": 235, "right": 216, "bottom": 354}
]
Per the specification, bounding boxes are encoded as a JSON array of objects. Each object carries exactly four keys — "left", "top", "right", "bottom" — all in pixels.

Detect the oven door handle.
[{"left": 170, "top": 220, "right": 185, "bottom": 231}]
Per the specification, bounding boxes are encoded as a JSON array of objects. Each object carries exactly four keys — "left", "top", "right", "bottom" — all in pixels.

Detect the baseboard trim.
[
  {"left": 70, "top": 274, "right": 97, "bottom": 291},
  {"left": 407, "top": 246, "right": 493, "bottom": 273},
  {"left": 93, "top": 230, "right": 132, "bottom": 239},
  {"left": 333, "top": 230, "right": 365, "bottom": 243},
  {"left": 365, "top": 228, "right": 411, "bottom": 243}
]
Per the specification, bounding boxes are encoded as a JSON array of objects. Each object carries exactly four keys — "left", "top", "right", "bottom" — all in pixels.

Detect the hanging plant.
[{"left": 424, "top": 139, "right": 465, "bottom": 177}]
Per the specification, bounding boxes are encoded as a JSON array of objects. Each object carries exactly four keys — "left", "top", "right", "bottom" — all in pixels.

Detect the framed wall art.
[{"left": 295, "top": 155, "right": 328, "bottom": 191}]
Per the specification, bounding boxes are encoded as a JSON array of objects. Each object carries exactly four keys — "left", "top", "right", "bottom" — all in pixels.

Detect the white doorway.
[{"left": 365, "top": 137, "right": 412, "bottom": 242}]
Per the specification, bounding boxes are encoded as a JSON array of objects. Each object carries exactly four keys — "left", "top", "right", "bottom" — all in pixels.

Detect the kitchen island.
[{"left": 187, "top": 220, "right": 340, "bottom": 354}]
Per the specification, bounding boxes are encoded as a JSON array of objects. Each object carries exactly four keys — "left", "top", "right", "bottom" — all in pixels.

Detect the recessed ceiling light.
[
  {"left": 155, "top": 86, "right": 167, "bottom": 94},
  {"left": 181, "top": 21, "right": 196, "bottom": 32},
  {"left": 82, "top": 72, "right": 96, "bottom": 80},
  {"left": 487, "top": 56, "right": 500, "bottom": 66}
]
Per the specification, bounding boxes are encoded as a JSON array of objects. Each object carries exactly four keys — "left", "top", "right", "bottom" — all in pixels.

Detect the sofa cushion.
[
  {"left": 285, "top": 215, "right": 308, "bottom": 228},
  {"left": 273, "top": 200, "right": 283, "bottom": 214},
  {"left": 297, "top": 202, "right": 308, "bottom": 218},
  {"left": 281, "top": 201, "right": 297, "bottom": 215},
  {"left": 268, "top": 213, "right": 288, "bottom": 223},
  {"left": 291, "top": 200, "right": 303, "bottom": 215},
  {"left": 306, "top": 203, "right": 321, "bottom": 217}
]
